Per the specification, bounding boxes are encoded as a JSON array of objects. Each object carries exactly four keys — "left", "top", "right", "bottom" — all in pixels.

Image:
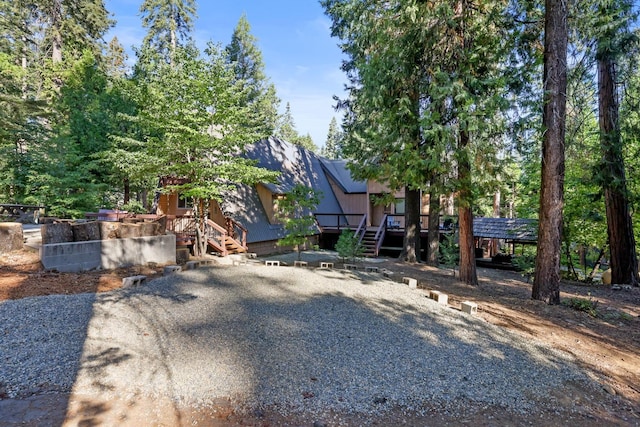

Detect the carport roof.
[{"left": 473, "top": 217, "right": 538, "bottom": 243}]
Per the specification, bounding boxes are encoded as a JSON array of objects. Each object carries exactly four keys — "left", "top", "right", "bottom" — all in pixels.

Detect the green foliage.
[
  {"left": 274, "top": 102, "right": 317, "bottom": 151},
  {"left": 121, "top": 200, "right": 147, "bottom": 214},
  {"left": 512, "top": 247, "right": 536, "bottom": 282},
  {"left": 335, "top": 229, "right": 364, "bottom": 262},
  {"left": 140, "top": 0, "right": 196, "bottom": 63},
  {"left": 276, "top": 184, "right": 322, "bottom": 260},
  {"left": 562, "top": 296, "right": 599, "bottom": 317},
  {"left": 321, "top": 117, "right": 343, "bottom": 159},
  {"left": 225, "top": 14, "right": 279, "bottom": 137},
  {"left": 439, "top": 232, "right": 459, "bottom": 276}
]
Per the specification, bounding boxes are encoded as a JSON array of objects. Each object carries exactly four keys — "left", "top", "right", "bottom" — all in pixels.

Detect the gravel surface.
[{"left": 0, "top": 262, "right": 595, "bottom": 419}]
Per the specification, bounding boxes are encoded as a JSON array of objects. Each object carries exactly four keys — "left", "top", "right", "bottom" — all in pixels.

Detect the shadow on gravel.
[
  {"left": 69, "top": 266, "right": 594, "bottom": 420},
  {"left": 0, "top": 293, "right": 97, "bottom": 426},
  {"left": 0, "top": 265, "right": 602, "bottom": 425}
]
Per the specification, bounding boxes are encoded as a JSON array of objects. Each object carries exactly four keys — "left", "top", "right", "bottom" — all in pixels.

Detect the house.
[{"left": 156, "top": 137, "right": 533, "bottom": 258}]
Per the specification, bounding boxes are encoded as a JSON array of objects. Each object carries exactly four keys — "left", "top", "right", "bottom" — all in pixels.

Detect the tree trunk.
[
  {"left": 123, "top": 178, "right": 130, "bottom": 205},
  {"left": 598, "top": 54, "right": 639, "bottom": 286},
  {"left": 51, "top": 0, "right": 63, "bottom": 63},
  {"left": 426, "top": 186, "right": 440, "bottom": 266},
  {"left": 491, "top": 190, "right": 501, "bottom": 256},
  {"left": 533, "top": 0, "right": 568, "bottom": 304},
  {"left": 458, "top": 130, "right": 478, "bottom": 286},
  {"left": 400, "top": 187, "right": 421, "bottom": 263}
]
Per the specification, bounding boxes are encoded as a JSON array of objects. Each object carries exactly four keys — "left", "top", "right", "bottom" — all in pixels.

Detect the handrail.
[
  {"left": 205, "top": 218, "right": 227, "bottom": 256},
  {"left": 354, "top": 214, "right": 367, "bottom": 244},
  {"left": 229, "top": 218, "right": 248, "bottom": 249},
  {"left": 373, "top": 214, "right": 388, "bottom": 257}
]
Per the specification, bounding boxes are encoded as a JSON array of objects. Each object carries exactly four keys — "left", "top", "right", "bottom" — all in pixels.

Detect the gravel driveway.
[{"left": 0, "top": 263, "right": 593, "bottom": 419}]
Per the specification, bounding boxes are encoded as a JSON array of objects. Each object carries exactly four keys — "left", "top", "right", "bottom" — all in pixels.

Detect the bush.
[
  {"left": 335, "top": 229, "right": 364, "bottom": 262},
  {"left": 562, "top": 296, "right": 599, "bottom": 317}
]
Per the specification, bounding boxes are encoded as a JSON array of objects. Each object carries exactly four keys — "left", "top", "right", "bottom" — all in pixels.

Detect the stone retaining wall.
[{"left": 40, "top": 234, "right": 176, "bottom": 273}]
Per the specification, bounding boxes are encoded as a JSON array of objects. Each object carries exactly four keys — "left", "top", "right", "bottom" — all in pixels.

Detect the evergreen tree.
[
  {"left": 593, "top": 0, "right": 639, "bottom": 286},
  {"left": 275, "top": 102, "right": 299, "bottom": 142},
  {"left": 105, "top": 36, "right": 128, "bottom": 78},
  {"left": 139, "top": 0, "right": 196, "bottom": 64},
  {"left": 321, "top": 117, "right": 342, "bottom": 159},
  {"left": 323, "top": 0, "right": 513, "bottom": 275},
  {"left": 533, "top": 0, "right": 569, "bottom": 303},
  {"left": 225, "top": 14, "right": 279, "bottom": 137}
]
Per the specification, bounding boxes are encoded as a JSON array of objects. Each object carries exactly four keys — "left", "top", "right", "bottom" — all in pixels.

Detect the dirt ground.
[{"left": 1, "top": 248, "right": 639, "bottom": 426}]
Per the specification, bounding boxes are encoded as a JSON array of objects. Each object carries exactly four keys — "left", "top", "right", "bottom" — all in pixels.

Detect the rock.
[
  {"left": 41, "top": 222, "right": 73, "bottom": 244},
  {"left": 603, "top": 384, "right": 617, "bottom": 395},
  {"left": 0, "top": 223, "right": 23, "bottom": 253}
]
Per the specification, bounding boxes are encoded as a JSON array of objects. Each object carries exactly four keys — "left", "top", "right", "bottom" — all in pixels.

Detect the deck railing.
[
  {"left": 205, "top": 219, "right": 227, "bottom": 256},
  {"left": 313, "top": 213, "right": 367, "bottom": 231}
]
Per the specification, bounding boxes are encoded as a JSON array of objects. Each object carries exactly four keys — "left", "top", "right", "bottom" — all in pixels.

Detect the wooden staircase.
[
  {"left": 223, "top": 235, "right": 247, "bottom": 254},
  {"left": 204, "top": 218, "right": 248, "bottom": 256},
  {"left": 361, "top": 229, "right": 378, "bottom": 257}
]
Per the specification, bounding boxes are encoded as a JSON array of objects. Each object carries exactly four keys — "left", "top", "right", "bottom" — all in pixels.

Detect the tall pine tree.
[{"left": 225, "top": 14, "right": 279, "bottom": 138}]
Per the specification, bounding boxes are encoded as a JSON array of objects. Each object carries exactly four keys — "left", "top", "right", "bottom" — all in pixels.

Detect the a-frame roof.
[{"left": 220, "top": 137, "right": 344, "bottom": 243}]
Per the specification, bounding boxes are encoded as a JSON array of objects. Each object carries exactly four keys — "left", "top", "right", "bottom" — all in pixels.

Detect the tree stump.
[
  {"left": 41, "top": 222, "right": 73, "bottom": 244},
  {"left": 139, "top": 222, "right": 158, "bottom": 237},
  {"left": 119, "top": 223, "right": 141, "bottom": 239},
  {"left": 71, "top": 222, "right": 101, "bottom": 241},
  {"left": 0, "top": 223, "right": 23, "bottom": 253},
  {"left": 99, "top": 221, "right": 120, "bottom": 240}
]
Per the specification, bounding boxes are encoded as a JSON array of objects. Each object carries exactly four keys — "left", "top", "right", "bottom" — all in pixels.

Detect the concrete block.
[
  {"left": 199, "top": 259, "right": 215, "bottom": 267},
  {"left": 382, "top": 269, "right": 394, "bottom": 278},
  {"left": 365, "top": 266, "right": 379, "bottom": 273},
  {"left": 403, "top": 277, "right": 418, "bottom": 289},
  {"left": 429, "top": 290, "right": 448, "bottom": 305},
  {"left": 320, "top": 262, "right": 334, "bottom": 269},
  {"left": 164, "top": 265, "right": 182, "bottom": 275},
  {"left": 185, "top": 261, "right": 200, "bottom": 270},
  {"left": 265, "top": 260, "right": 280, "bottom": 267},
  {"left": 122, "top": 275, "right": 147, "bottom": 288},
  {"left": 176, "top": 247, "right": 190, "bottom": 264},
  {"left": 233, "top": 259, "right": 247, "bottom": 266},
  {"left": 246, "top": 253, "right": 258, "bottom": 259},
  {"left": 294, "top": 261, "right": 308, "bottom": 267},
  {"left": 461, "top": 301, "right": 478, "bottom": 315},
  {"left": 344, "top": 263, "right": 358, "bottom": 270}
]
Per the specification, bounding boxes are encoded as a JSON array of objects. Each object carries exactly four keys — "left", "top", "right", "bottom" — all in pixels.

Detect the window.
[
  {"left": 177, "top": 194, "right": 191, "bottom": 209},
  {"left": 394, "top": 198, "right": 405, "bottom": 215}
]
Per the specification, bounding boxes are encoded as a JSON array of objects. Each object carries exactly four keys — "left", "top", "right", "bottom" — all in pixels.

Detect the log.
[
  {"left": 0, "top": 223, "right": 23, "bottom": 253},
  {"left": 119, "top": 223, "right": 141, "bottom": 239},
  {"left": 71, "top": 222, "right": 101, "bottom": 242},
  {"left": 99, "top": 221, "right": 120, "bottom": 240},
  {"left": 41, "top": 222, "right": 73, "bottom": 244}
]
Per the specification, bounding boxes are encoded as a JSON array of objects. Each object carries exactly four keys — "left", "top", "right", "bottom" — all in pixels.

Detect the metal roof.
[
  {"left": 221, "top": 137, "right": 343, "bottom": 243},
  {"left": 473, "top": 217, "right": 538, "bottom": 243},
  {"left": 319, "top": 159, "right": 367, "bottom": 194}
]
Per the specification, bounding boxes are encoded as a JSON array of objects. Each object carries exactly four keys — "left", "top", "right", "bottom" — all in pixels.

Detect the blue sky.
[{"left": 104, "top": 0, "right": 347, "bottom": 147}]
